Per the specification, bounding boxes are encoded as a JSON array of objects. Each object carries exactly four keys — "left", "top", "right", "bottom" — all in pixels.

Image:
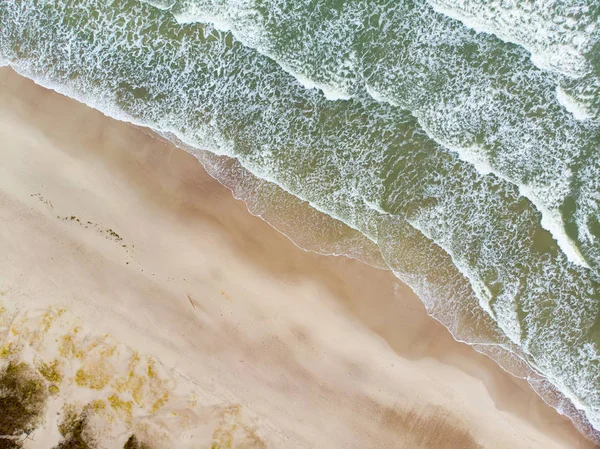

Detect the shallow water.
[{"left": 1, "top": 0, "right": 600, "bottom": 442}]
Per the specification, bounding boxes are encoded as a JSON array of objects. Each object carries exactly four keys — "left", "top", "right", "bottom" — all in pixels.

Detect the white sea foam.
[
  {"left": 519, "top": 182, "right": 590, "bottom": 268},
  {"left": 454, "top": 143, "right": 493, "bottom": 176},
  {"left": 362, "top": 198, "right": 391, "bottom": 216},
  {"left": 490, "top": 294, "right": 523, "bottom": 343},
  {"left": 364, "top": 84, "right": 400, "bottom": 107},
  {"left": 285, "top": 69, "right": 352, "bottom": 101},
  {"left": 556, "top": 84, "right": 594, "bottom": 121},
  {"left": 141, "top": 0, "right": 175, "bottom": 10},
  {"left": 173, "top": 3, "right": 354, "bottom": 102},
  {"left": 425, "top": 0, "right": 596, "bottom": 79},
  {"left": 425, "top": 0, "right": 600, "bottom": 123},
  {"left": 418, "top": 121, "right": 591, "bottom": 269}
]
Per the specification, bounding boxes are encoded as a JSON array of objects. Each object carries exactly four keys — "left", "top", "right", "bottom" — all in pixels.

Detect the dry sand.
[{"left": 0, "top": 66, "right": 594, "bottom": 448}]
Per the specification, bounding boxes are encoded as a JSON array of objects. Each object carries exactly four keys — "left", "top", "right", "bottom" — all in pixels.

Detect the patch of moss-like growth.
[
  {"left": 123, "top": 435, "right": 151, "bottom": 449},
  {"left": 74, "top": 366, "right": 110, "bottom": 390},
  {"left": 0, "top": 437, "right": 23, "bottom": 449},
  {"left": 0, "top": 342, "right": 16, "bottom": 359},
  {"left": 107, "top": 394, "right": 133, "bottom": 424},
  {"left": 54, "top": 407, "right": 95, "bottom": 449},
  {"left": 0, "top": 362, "right": 47, "bottom": 443},
  {"left": 37, "top": 359, "right": 63, "bottom": 384},
  {"left": 58, "top": 334, "right": 76, "bottom": 358},
  {"left": 150, "top": 391, "right": 169, "bottom": 414}
]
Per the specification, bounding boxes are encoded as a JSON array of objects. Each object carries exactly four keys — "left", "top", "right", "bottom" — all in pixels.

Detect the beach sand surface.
[{"left": 0, "top": 67, "right": 594, "bottom": 448}]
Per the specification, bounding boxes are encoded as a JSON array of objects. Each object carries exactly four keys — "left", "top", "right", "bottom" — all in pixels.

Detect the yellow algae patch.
[
  {"left": 0, "top": 342, "right": 17, "bottom": 359},
  {"left": 82, "top": 340, "right": 101, "bottom": 357},
  {"left": 188, "top": 393, "right": 198, "bottom": 408},
  {"left": 125, "top": 375, "right": 146, "bottom": 406},
  {"left": 75, "top": 364, "right": 111, "bottom": 390},
  {"left": 100, "top": 344, "right": 118, "bottom": 358},
  {"left": 211, "top": 406, "right": 267, "bottom": 449},
  {"left": 151, "top": 391, "right": 169, "bottom": 414},
  {"left": 114, "top": 352, "right": 147, "bottom": 405},
  {"left": 112, "top": 353, "right": 172, "bottom": 415},
  {"left": 126, "top": 351, "right": 142, "bottom": 376},
  {"left": 0, "top": 306, "right": 230, "bottom": 447},
  {"left": 37, "top": 359, "right": 63, "bottom": 383},
  {"left": 40, "top": 311, "right": 57, "bottom": 332},
  {"left": 108, "top": 394, "right": 133, "bottom": 423},
  {"left": 212, "top": 406, "right": 240, "bottom": 449},
  {"left": 88, "top": 399, "right": 107, "bottom": 413},
  {"left": 58, "top": 333, "right": 76, "bottom": 358},
  {"left": 115, "top": 374, "right": 145, "bottom": 406},
  {"left": 6, "top": 310, "right": 63, "bottom": 349},
  {"left": 125, "top": 352, "right": 141, "bottom": 378},
  {"left": 147, "top": 358, "right": 157, "bottom": 379}
]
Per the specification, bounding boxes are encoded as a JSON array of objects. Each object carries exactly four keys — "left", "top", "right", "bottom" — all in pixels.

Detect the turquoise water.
[{"left": 1, "top": 0, "right": 600, "bottom": 441}]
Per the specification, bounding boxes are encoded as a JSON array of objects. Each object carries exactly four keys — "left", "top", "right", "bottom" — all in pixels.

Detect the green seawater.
[{"left": 1, "top": 0, "right": 600, "bottom": 442}]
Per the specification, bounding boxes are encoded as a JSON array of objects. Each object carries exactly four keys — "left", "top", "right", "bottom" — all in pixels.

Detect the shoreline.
[{"left": 0, "top": 66, "right": 595, "bottom": 448}]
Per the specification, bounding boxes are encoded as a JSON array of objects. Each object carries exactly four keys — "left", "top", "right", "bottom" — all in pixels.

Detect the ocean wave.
[
  {"left": 424, "top": 0, "right": 598, "bottom": 78},
  {"left": 167, "top": 0, "right": 600, "bottom": 272},
  {"left": 423, "top": 0, "right": 600, "bottom": 122}
]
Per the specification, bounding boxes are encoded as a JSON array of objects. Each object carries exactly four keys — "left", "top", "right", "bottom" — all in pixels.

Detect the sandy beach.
[{"left": 0, "top": 66, "right": 594, "bottom": 448}]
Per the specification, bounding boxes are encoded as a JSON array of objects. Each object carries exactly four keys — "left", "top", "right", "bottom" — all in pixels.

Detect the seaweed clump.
[
  {"left": 53, "top": 407, "right": 95, "bottom": 449},
  {"left": 123, "top": 435, "right": 151, "bottom": 449},
  {"left": 0, "top": 362, "right": 47, "bottom": 448}
]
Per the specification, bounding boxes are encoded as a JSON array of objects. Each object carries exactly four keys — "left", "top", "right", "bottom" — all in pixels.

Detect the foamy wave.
[
  {"left": 417, "top": 122, "right": 590, "bottom": 268},
  {"left": 452, "top": 143, "right": 493, "bottom": 176},
  {"left": 284, "top": 69, "right": 352, "bottom": 101},
  {"left": 142, "top": 0, "right": 176, "bottom": 10},
  {"left": 519, "top": 182, "right": 590, "bottom": 267},
  {"left": 172, "top": 1, "right": 356, "bottom": 101},
  {"left": 424, "top": 0, "right": 600, "bottom": 123},
  {"left": 168, "top": 0, "right": 600, "bottom": 272},
  {"left": 424, "top": 0, "right": 597, "bottom": 79},
  {"left": 556, "top": 84, "right": 594, "bottom": 121}
]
